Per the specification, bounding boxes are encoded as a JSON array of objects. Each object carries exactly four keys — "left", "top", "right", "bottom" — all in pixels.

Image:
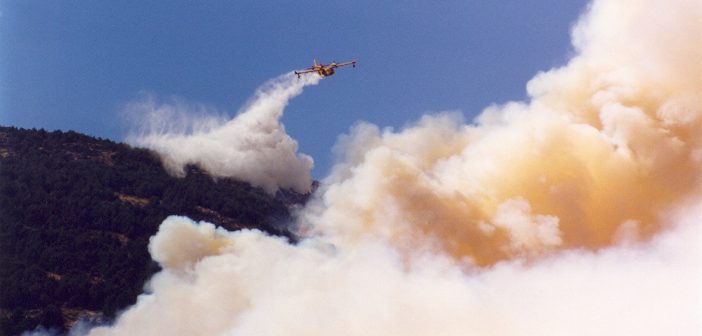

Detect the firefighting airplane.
[{"left": 294, "top": 59, "right": 356, "bottom": 78}]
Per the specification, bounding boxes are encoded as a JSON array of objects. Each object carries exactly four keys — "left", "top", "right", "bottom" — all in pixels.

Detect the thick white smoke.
[
  {"left": 126, "top": 73, "right": 320, "bottom": 194},
  {"left": 87, "top": 0, "right": 701, "bottom": 335},
  {"left": 87, "top": 205, "right": 700, "bottom": 336}
]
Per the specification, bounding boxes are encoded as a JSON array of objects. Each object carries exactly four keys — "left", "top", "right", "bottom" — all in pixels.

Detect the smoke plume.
[
  {"left": 126, "top": 73, "right": 320, "bottom": 194},
  {"left": 89, "top": 0, "right": 701, "bottom": 334},
  {"left": 301, "top": 0, "right": 702, "bottom": 264},
  {"left": 87, "top": 208, "right": 700, "bottom": 336}
]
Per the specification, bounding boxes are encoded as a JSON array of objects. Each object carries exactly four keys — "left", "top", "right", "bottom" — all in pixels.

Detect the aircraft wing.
[
  {"left": 335, "top": 60, "right": 356, "bottom": 68},
  {"left": 294, "top": 68, "right": 317, "bottom": 75}
]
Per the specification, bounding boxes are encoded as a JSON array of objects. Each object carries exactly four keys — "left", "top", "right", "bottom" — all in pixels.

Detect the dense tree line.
[{"left": 0, "top": 126, "right": 307, "bottom": 335}]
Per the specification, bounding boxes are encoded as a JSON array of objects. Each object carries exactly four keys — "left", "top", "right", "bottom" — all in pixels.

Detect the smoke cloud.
[
  {"left": 302, "top": 0, "right": 702, "bottom": 264},
  {"left": 88, "top": 0, "right": 701, "bottom": 334},
  {"left": 126, "top": 73, "right": 320, "bottom": 194},
  {"left": 87, "top": 208, "right": 700, "bottom": 336}
]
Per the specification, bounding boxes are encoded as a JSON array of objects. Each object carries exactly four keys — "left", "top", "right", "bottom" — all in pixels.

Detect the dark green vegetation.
[{"left": 0, "top": 126, "right": 310, "bottom": 335}]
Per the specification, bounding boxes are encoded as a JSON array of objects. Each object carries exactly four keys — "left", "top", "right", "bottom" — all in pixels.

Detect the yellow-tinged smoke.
[
  {"left": 301, "top": 0, "right": 702, "bottom": 264},
  {"left": 84, "top": 0, "right": 702, "bottom": 335}
]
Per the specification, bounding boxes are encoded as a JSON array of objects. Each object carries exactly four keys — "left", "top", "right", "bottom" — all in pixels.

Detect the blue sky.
[{"left": 0, "top": 0, "right": 589, "bottom": 177}]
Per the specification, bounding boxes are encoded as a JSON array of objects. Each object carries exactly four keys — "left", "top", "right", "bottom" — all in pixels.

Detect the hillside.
[{"left": 0, "top": 126, "right": 312, "bottom": 335}]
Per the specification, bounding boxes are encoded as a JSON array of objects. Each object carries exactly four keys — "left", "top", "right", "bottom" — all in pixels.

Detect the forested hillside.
[{"left": 0, "top": 126, "right": 310, "bottom": 335}]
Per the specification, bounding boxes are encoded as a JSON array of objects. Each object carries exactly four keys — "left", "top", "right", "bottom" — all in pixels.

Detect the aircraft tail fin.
[{"left": 313, "top": 59, "right": 318, "bottom": 67}]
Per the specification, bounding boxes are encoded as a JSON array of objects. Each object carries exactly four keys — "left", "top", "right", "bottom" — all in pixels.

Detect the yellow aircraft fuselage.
[{"left": 295, "top": 59, "right": 356, "bottom": 78}]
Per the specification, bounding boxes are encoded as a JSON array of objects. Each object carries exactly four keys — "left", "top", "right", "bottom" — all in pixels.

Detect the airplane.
[{"left": 294, "top": 59, "right": 356, "bottom": 78}]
